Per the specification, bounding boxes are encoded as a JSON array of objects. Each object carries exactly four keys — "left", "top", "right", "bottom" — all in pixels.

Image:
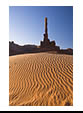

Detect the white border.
[
  {"left": 0, "top": 0, "right": 83, "bottom": 111},
  {"left": 9, "top": 0, "right": 74, "bottom": 6}
]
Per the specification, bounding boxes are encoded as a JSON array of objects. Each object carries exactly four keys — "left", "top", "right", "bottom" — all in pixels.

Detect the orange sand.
[{"left": 9, "top": 53, "right": 73, "bottom": 106}]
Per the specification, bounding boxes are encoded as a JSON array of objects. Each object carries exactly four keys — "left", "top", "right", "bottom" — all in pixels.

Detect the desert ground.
[{"left": 9, "top": 52, "right": 73, "bottom": 106}]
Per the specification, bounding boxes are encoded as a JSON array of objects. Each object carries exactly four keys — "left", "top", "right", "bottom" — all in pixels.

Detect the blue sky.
[{"left": 9, "top": 6, "right": 73, "bottom": 49}]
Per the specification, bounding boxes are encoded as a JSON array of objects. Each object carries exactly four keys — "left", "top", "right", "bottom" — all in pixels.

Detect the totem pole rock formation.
[{"left": 40, "top": 17, "right": 60, "bottom": 51}]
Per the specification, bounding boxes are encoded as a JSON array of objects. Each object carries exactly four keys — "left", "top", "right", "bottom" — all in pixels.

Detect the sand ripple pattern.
[{"left": 9, "top": 53, "right": 73, "bottom": 106}]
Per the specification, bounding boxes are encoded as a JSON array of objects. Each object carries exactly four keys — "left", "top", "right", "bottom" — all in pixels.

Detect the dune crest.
[{"left": 9, "top": 53, "right": 73, "bottom": 106}]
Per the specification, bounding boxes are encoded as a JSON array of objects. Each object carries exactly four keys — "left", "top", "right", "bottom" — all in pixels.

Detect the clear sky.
[{"left": 9, "top": 6, "right": 73, "bottom": 49}]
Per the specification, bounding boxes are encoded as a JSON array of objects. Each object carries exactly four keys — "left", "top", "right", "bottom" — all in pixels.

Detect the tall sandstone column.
[
  {"left": 45, "top": 17, "right": 48, "bottom": 35},
  {"left": 44, "top": 17, "right": 48, "bottom": 41}
]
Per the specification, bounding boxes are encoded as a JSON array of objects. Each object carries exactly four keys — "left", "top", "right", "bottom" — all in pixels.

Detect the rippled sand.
[{"left": 9, "top": 53, "right": 73, "bottom": 106}]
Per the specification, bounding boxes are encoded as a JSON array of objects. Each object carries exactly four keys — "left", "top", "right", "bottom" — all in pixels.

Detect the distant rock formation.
[
  {"left": 9, "top": 41, "right": 73, "bottom": 56},
  {"left": 58, "top": 48, "right": 73, "bottom": 55},
  {"left": 40, "top": 17, "right": 60, "bottom": 51},
  {"left": 9, "top": 41, "right": 38, "bottom": 56}
]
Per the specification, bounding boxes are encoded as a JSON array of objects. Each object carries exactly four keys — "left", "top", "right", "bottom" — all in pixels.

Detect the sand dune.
[{"left": 9, "top": 53, "right": 73, "bottom": 106}]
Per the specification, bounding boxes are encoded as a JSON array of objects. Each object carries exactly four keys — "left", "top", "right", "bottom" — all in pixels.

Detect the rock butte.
[{"left": 40, "top": 17, "right": 60, "bottom": 51}]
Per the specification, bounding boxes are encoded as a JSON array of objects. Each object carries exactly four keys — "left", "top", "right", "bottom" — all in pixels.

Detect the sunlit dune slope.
[{"left": 9, "top": 53, "right": 73, "bottom": 106}]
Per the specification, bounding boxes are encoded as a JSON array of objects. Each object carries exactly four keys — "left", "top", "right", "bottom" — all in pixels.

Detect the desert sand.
[{"left": 9, "top": 52, "right": 73, "bottom": 106}]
